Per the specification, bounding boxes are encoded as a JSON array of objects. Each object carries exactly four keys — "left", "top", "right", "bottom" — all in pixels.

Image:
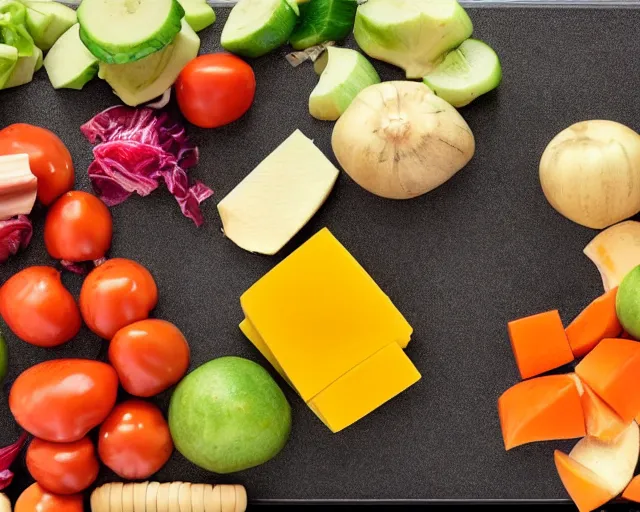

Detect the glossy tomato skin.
[
  {"left": 44, "top": 191, "right": 113, "bottom": 262},
  {"left": 109, "top": 319, "right": 190, "bottom": 397},
  {"left": 80, "top": 258, "right": 158, "bottom": 339},
  {"left": 26, "top": 436, "right": 99, "bottom": 495},
  {"left": 15, "top": 483, "right": 83, "bottom": 512},
  {"left": 0, "top": 124, "right": 74, "bottom": 205},
  {"left": 0, "top": 266, "right": 81, "bottom": 347},
  {"left": 10, "top": 359, "right": 119, "bottom": 442},
  {"left": 98, "top": 400, "right": 173, "bottom": 480},
  {"left": 176, "top": 53, "right": 256, "bottom": 128}
]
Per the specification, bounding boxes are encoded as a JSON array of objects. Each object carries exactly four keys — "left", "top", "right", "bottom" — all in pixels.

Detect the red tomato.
[
  {"left": 109, "top": 319, "right": 190, "bottom": 397},
  {"left": 9, "top": 359, "right": 119, "bottom": 442},
  {"left": 176, "top": 53, "right": 256, "bottom": 128},
  {"left": 0, "top": 266, "right": 81, "bottom": 347},
  {"left": 0, "top": 124, "right": 74, "bottom": 205},
  {"left": 15, "top": 483, "right": 83, "bottom": 512},
  {"left": 44, "top": 191, "right": 113, "bottom": 262},
  {"left": 80, "top": 258, "right": 158, "bottom": 339},
  {"left": 98, "top": 400, "right": 173, "bottom": 480},
  {"left": 26, "top": 436, "right": 99, "bottom": 495}
]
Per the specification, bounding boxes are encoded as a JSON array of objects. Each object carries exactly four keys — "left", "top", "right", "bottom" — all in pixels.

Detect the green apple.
[
  {"left": 616, "top": 265, "right": 640, "bottom": 338},
  {"left": 168, "top": 356, "right": 291, "bottom": 474}
]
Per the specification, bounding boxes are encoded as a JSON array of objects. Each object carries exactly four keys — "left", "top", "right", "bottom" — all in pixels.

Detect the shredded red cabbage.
[
  {"left": 0, "top": 215, "right": 32, "bottom": 264},
  {"left": 0, "top": 431, "right": 27, "bottom": 490},
  {"left": 81, "top": 106, "right": 211, "bottom": 226}
]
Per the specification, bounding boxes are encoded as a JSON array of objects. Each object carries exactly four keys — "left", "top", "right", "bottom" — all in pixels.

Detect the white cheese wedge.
[
  {"left": 0, "top": 154, "right": 38, "bottom": 220},
  {"left": 218, "top": 129, "right": 339, "bottom": 255}
]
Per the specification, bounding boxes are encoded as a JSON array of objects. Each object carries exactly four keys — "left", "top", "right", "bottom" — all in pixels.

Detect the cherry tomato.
[
  {"left": 80, "top": 258, "right": 158, "bottom": 339},
  {"left": 109, "top": 319, "right": 190, "bottom": 397},
  {"left": 0, "top": 266, "right": 81, "bottom": 347},
  {"left": 26, "top": 436, "right": 99, "bottom": 495},
  {"left": 44, "top": 191, "right": 113, "bottom": 262},
  {"left": 15, "top": 483, "right": 83, "bottom": 512},
  {"left": 0, "top": 124, "right": 74, "bottom": 205},
  {"left": 9, "top": 359, "right": 118, "bottom": 442},
  {"left": 98, "top": 400, "right": 173, "bottom": 480},
  {"left": 176, "top": 53, "right": 256, "bottom": 129}
]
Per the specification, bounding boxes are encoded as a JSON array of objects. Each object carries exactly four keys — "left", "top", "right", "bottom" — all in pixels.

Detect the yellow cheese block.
[
  {"left": 241, "top": 227, "right": 413, "bottom": 402},
  {"left": 308, "top": 343, "right": 421, "bottom": 433},
  {"left": 239, "top": 318, "right": 291, "bottom": 387}
]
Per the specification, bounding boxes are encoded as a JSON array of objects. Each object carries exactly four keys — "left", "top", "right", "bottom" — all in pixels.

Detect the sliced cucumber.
[
  {"left": 221, "top": 0, "right": 298, "bottom": 58},
  {"left": 99, "top": 19, "right": 200, "bottom": 106},
  {"left": 77, "top": 0, "right": 185, "bottom": 64},
  {"left": 178, "top": 0, "right": 215, "bottom": 32},
  {"left": 44, "top": 24, "right": 98, "bottom": 90},
  {"left": 3, "top": 45, "right": 40, "bottom": 88},
  {"left": 0, "top": 43, "right": 18, "bottom": 88},
  {"left": 24, "top": 1, "right": 76, "bottom": 51},
  {"left": 423, "top": 38, "right": 501, "bottom": 107},
  {"left": 290, "top": 0, "right": 357, "bottom": 50},
  {"left": 309, "top": 47, "right": 380, "bottom": 121}
]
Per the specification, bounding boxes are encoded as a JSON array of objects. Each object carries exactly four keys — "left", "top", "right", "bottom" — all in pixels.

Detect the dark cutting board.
[{"left": 1, "top": 4, "right": 639, "bottom": 506}]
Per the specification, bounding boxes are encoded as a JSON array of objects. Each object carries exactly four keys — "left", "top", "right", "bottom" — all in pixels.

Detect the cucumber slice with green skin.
[
  {"left": 99, "top": 20, "right": 200, "bottom": 106},
  {"left": 423, "top": 38, "right": 501, "bottom": 108},
  {"left": 354, "top": 0, "right": 473, "bottom": 79},
  {"left": 45, "top": 24, "right": 98, "bottom": 90},
  {"left": 178, "top": 0, "right": 216, "bottom": 32},
  {"left": 77, "top": 0, "right": 185, "bottom": 65},
  {"left": 0, "top": 43, "right": 18, "bottom": 88},
  {"left": 221, "top": 0, "right": 298, "bottom": 58},
  {"left": 3, "top": 45, "right": 40, "bottom": 88},
  {"left": 290, "top": 0, "right": 357, "bottom": 51},
  {"left": 309, "top": 47, "right": 380, "bottom": 121},
  {"left": 24, "top": 1, "right": 76, "bottom": 51}
]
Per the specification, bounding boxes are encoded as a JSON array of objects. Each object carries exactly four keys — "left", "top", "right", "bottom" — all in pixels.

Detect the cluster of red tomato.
[{"left": 0, "top": 126, "right": 191, "bottom": 511}]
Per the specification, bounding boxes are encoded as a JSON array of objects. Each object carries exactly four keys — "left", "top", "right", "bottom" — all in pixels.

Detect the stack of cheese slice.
[{"left": 240, "top": 227, "right": 421, "bottom": 432}]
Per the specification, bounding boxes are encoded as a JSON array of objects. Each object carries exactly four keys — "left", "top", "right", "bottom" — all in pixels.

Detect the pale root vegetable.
[
  {"left": 583, "top": 221, "right": 640, "bottom": 292},
  {"left": 540, "top": 120, "right": 640, "bottom": 229},
  {"left": 331, "top": 81, "right": 475, "bottom": 199},
  {"left": 90, "top": 482, "right": 247, "bottom": 512},
  {"left": 0, "top": 494, "right": 9, "bottom": 512}
]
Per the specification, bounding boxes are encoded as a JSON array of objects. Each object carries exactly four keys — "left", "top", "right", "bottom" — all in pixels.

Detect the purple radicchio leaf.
[
  {"left": 0, "top": 431, "right": 28, "bottom": 491},
  {"left": 0, "top": 215, "right": 32, "bottom": 264}
]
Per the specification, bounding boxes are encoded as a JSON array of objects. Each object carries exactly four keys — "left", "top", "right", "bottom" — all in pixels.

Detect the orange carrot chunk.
[
  {"left": 498, "top": 375, "right": 585, "bottom": 450},
  {"left": 623, "top": 475, "right": 640, "bottom": 502},
  {"left": 554, "top": 450, "right": 614, "bottom": 512},
  {"left": 566, "top": 288, "right": 622, "bottom": 358},
  {"left": 508, "top": 310, "right": 574, "bottom": 379},
  {"left": 576, "top": 338, "right": 640, "bottom": 423}
]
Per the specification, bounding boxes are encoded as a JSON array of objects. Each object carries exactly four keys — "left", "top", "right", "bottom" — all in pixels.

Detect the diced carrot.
[
  {"left": 569, "top": 374, "right": 628, "bottom": 442},
  {"left": 575, "top": 338, "right": 640, "bottom": 423},
  {"left": 566, "top": 288, "right": 622, "bottom": 358},
  {"left": 554, "top": 450, "right": 615, "bottom": 512},
  {"left": 623, "top": 475, "right": 640, "bottom": 502},
  {"left": 498, "top": 375, "right": 585, "bottom": 450},
  {"left": 508, "top": 310, "right": 574, "bottom": 379}
]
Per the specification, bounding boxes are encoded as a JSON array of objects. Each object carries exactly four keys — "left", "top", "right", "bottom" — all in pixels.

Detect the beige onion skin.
[
  {"left": 331, "top": 81, "right": 475, "bottom": 200},
  {"left": 540, "top": 120, "right": 640, "bottom": 229}
]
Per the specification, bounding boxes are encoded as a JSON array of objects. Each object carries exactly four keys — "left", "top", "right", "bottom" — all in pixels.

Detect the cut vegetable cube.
[
  {"left": 507, "top": 310, "right": 574, "bottom": 379},
  {"left": 308, "top": 343, "right": 420, "bottom": 432},
  {"left": 0, "top": 44, "right": 19, "bottom": 89},
  {"left": 623, "top": 475, "right": 640, "bottom": 502},
  {"left": 3, "top": 46, "right": 41, "bottom": 89},
  {"left": 24, "top": 1, "right": 77, "bottom": 51},
  {"left": 554, "top": 450, "right": 614, "bottom": 512},
  {"left": 178, "top": 0, "right": 216, "bottom": 32},
  {"left": 290, "top": 0, "right": 358, "bottom": 50},
  {"left": 497, "top": 374, "right": 585, "bottom": 450},
  {"left": 217, "top": 130, "right": 339, "bottom": 256},
  {"left": 0, "top": 154, "right": 38, "bottom": 220},
  {"left": 566, "top": 288, "right": 622, "bottom": 358},
  {"left": 575, "top": 338, "right": 640, "bottom": 423},
  {"left": 44, "top": 24, "right": 98, "bottom": 90}
]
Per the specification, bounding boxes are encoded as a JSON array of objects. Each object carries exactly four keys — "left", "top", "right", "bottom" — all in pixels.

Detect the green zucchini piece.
[
  {"left": 98, "top": 20, "right": 200, "bottom": 106},
  {"left": 423, "top": 38, "right": 501, "bottom": 107},
  {"left": 221, "top": 0, "right": 298, "bottom": 58},
  {"left": 290, "top": 0, "right": 357, "bottom": 50},
  {"left": 77, "top": 0, "right": 185, "bottom": 65},
  {"left": 3, "top": 45, "right": 40, "bottom": 88},
  {"left": 24, "top": 1, "right": 76, "bottom": 51},
  {"left": 178, "top": 0, "right": 216, "bottom": 32},
  {"left": 0, "top": 43, "right": 18, "bottom": 88},
  {"left": 44, "top": 24, "right": 99, "bottom": 90}
]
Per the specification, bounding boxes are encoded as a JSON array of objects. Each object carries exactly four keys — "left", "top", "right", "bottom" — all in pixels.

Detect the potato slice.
[
  {"left": 220, "top": 485, "right": 235, "bottom": 512},
  {"left": 570, "top": 421, "right": 640, "bottom": 496},
  {"left": 157, "top": 483, "right": 171, "bottom": 512},
  {"left": 204, "top": 484, "right": 218, "bottom": 512},
  {"left": 122, "top": 483, "right": 135, "bottom": 512},
  {"left": 169, "top": 482, "right": 182, "bottom": 510},
  {"left": 147, "top": 482, "right": 160, "bottom": 512},
  {"left": 234, "top": 486, "right": 247, "bottom": 512},
  {"left": 133, "top": 482, "right": 149, "bottom": 511},
  {"left": 191, "top": 483, "right": 205, "bottom": 512},
  {"left": 178, "top": 482, "right": 192, "bottom": 512}
]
